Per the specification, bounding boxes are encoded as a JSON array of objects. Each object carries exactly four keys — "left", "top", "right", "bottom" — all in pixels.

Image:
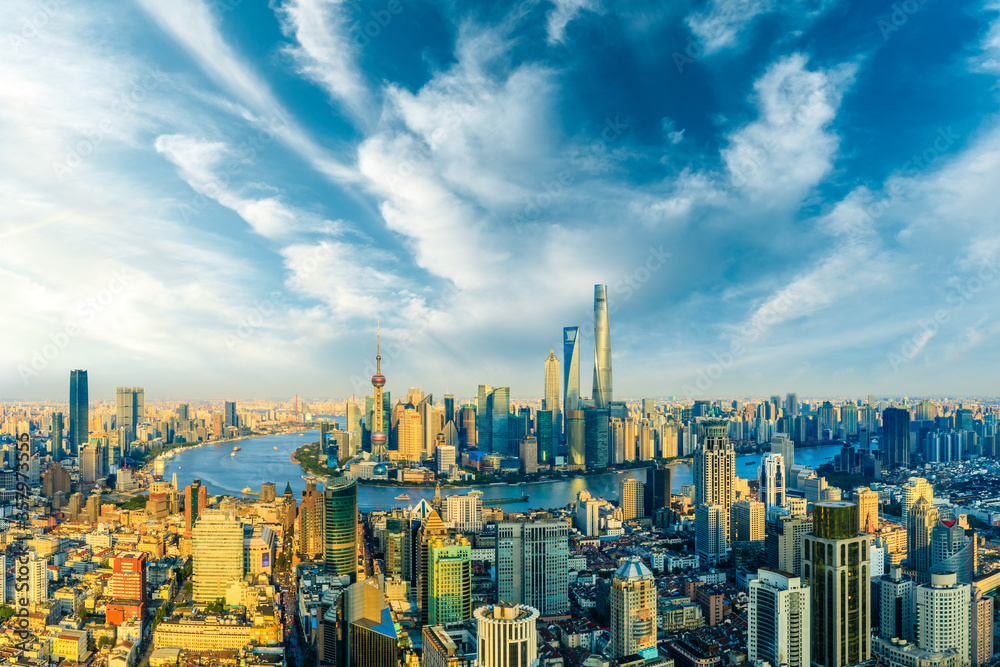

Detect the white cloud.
[
  {"left": 686, "top": 0, "right": 833, "bottom": 55},
  {"left": 546, "top": 0, "right": 600, "bottom": 44}
]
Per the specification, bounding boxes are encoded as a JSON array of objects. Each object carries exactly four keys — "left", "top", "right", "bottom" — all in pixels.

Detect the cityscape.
[
  {"left": 6, "top": 1, "right": 1000, "bottom": 667},
  {"left": 3, "top": 284, "right": 1000, "bottom": 667}
]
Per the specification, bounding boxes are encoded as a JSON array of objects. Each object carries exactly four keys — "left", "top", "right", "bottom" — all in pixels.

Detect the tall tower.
[
  {"left": 852, "top": 487, "right": 880, "bottom": 534},
  {"left": 543, "top": 349, "right": 561, "bottom": 434},
  {"left": 803, "top": 501, "right": 871, "bottom": 667},
  {"left": 495, "top": 519, "right": 569, "bottom": 616},
  {"left": 694, "top": 419, "right": 735, "bottom": 558},
  {"left": 322, "top": 476, "right": 358, "bottom": 581},
  {"left": 370, "top": 326, "right": 388, "bottom": 458},
  {"left": 749, "top": 568, "right": 811, "bottom": 667},
  {"left": 562, "top": 327, "right": 580, "bottom": 419},
  {"left": 759, "top": 453, "right": 785, "bottom": 512},
  {"left": 427, "top": 536, "right": 472, "bottom": 625},
  {"left": 475, "top": 604, "right": 539, "bottom": 667},
  {"left": 907, "top": 496, "right": 938, "bottom": 583},
  {"left": 619, "top": 478, "right": 645, "bottom": 521},
  {"left": 609, "top": 558, "right": 657, "bottom": 660},
  {"left": 50, "top": 412, "right": 64, "bottom": 461},
  {"left": 883, "top": 407, "right": 910, "bottom": 468},
  {"left": 876, "top": 566, "right": 913, "bottom": 640},
  {"left": 116, "top": 387, "right": 145, "bottom": 434},
  {"left": 192, "top": 509, "right": 244, "bottom": 603},
  {"left": 592, "top": 284, "right": 613, "bottom": 409},
  {"left": 915, "top": 572, "right": 970, "bottom": 663},
  {"left": 69, "top": 369, "right": 88, "bottom": 457}
]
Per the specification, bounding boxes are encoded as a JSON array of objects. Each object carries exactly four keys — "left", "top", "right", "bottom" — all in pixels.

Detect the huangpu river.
[{"left": 160, "top": 428, "right": 847, "bottom": 511}]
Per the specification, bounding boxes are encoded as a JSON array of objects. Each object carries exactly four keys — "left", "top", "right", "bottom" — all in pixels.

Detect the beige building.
[
  {"left": 609, "top": 558, "right": 657, "bottom": 659},
  {"left": 852, "top": 487, "right": 880, "bottom": 534},
  {"left": 620, "top": 479, "right": 645, "bottom": 521},
  {"left": 694, "top": 420, "right": 735, "bottom": 551},
  {"left": 192, "top": 509, "right": 244, "bottom": 603},
  {"left": 733, "top": 499, "right": 765, "bottom": 543}
]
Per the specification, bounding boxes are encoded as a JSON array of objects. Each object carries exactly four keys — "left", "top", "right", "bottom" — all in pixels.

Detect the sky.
[{"left": 3, "top": 0, "right": 1000, "bottom": 402}]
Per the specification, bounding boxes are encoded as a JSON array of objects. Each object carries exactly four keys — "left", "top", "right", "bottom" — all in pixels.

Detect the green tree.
[
  {"left": 0, "top": 605, "right": 14, "bottom": 623},
  {"left": 79, "top": 609, "right": 89, "bottom": 620}
]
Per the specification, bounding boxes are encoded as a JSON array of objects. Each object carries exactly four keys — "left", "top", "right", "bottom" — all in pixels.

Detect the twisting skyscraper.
[
  {"left": 592, "top": 285, "right": 613, "bottom": 408},
  {"left": 563, "top": 327, "right": 580, "bottom": 420}
]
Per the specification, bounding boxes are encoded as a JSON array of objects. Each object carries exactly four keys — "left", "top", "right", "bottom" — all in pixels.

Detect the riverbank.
[{"left": 143, "top": 426, "right": 309, "bottom": 476}]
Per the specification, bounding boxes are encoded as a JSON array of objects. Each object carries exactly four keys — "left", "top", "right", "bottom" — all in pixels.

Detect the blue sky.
[{"left": 4, "top": 0, "right": 1000, "bottom": 402}]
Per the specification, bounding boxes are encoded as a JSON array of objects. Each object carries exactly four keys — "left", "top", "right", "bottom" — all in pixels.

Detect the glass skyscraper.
[
  {"left": 584, "top": 408, "right": 609, "bottom": 469},
  {"left": 562, "top": 327, "right": 580, "bottom": 422},
  {"left": 536, "top": 410, "right": 554, "bottom": 464},
  {"left": 323, "top": 476, "right": 358, "bottom": 581},
  {"left": 592, "top": 284, "right": 613, "bottom": 408},
  {"left": 487, "top": 387, "right": 510, "bottom": 456},
  {"left": 69, "top": 369, "right": 88, "bottom": 457}
]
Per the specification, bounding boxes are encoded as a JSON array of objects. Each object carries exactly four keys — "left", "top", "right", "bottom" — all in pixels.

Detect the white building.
[
  {"left": 916, "top": 572, "right": 970, "bottom": 664},
  {"left": 749, "top": 568, "right": 810, "bottom": 667},
  {"left": 475, "top": 603, "right": 539, "bottom": 667},
  {"left": 444, "top": 491, "right": 483, "bottom": 532}
]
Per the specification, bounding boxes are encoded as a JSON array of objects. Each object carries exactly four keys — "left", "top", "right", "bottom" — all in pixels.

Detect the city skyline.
[{"left": 5, "top": 1, "right": 1000, "bottom": 400}]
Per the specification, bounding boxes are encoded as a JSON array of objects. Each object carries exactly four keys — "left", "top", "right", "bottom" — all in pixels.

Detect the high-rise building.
[
  {"left": 645, "top": 465, "right": 671, "bottom": 517},
  {"left": 346, "top": 399, "right": 362, "bottom": 455},
  {"left": 929, "top": 510, "right": 974, "bottom": 584},
  {"left": 417, "top": 510, "right": 449, "bottom": 625},
  {"left": 566, "top": 410, "right": 585, "bottom": 467},
  {"left": 609, "top": 558, "right": 657, "bottom": 660},
  {"left": 81, "top": 438, "right": 106, "bottom": 483},
  {"left": 842, "top": 402, "right": 859, "bottom": 436},
  {"left": 575, "top": 493, "right": 600, "bottom": 536},
  {"left": 901, "top": 477, "right": 934, "bottom": 527},
  {"left": 107, "top": 552, "right": 148, "bottom": 625},
  {"left": 444, "top": 492, "right": 483, "bottom": 533},
  {"left": 852, "top": 487, "right": 880, "bottom": 534},
  {"left": 543, "top": 349, "right": 561, "bottom": 438},
  {"left": 295, "top": 481, "right": 324, "bottom": 559},
  {"left": 192, "top": 509, "right": 244, "bottom": 603},
  {"left": 443, "top": 394, "right": 455, "bottom": 425},
  {"left": 50, "top": 412, "right": 64, "bottom": 460},
  {"left": 563, "top": 327, "right": 580, "bottom": 420},
  {"left": 749, "top": 568, "right": 811, "bottom": 667},
  {"left": 69, "top": 369, "right": 88, "bottom": 456},
  {"left": 765, "top": 515, "right": 812, "bottom": 577},
  {"left": 620, "top": 478, "right": 644, "bottom": 521},
  {"left": 397, "top": 405, "right": 423, "bottom": 463},
  {"left": 770, "top": 432, "right": 794, "bottom": 476},
  {"left": 696, "top": 504, "right": 728, "bottom": 565},
  {"left": 803, "top": 501, "right": 871, "bottom": 667},
  {"left": 883, "top": 407, "right": 911, "bottom": 468},
  {"left": 584, "top": 407, "right": 609, "bottom": 469},
  {"left": 496, "top": 519, "right": 568, "bottom": 615},
  {"left": 223, "top": 400, "right": 237, "bottom": 428},
  {"left": 17, "top": 554, "right": 47, "bottom": 608},
  {"left": 519, "top": 436, "right": 537, "bottom": 475},
  {"left": 759, "top": 453, "right": 785, "bottom": 512},
  {"left": 475, "top": 604, "right": 539, "bottom": 667},
  {"left": 972, "top": 590, "right": 994, "bottom": 667},
  {"left": 733, "top": 499, "right": 765, "bottom": 543},
  {"left": 384, "top": 512, "right": 413, "bottom": 583},
  {"left": 785, "top": 393, "right": 799, "bottom": 419},
  {"left": 592, "top": 284, "right": 613, "bottom": 409},
  {"left": 323, "top": 476, "right": 358, "bottom": 581},
  {"left": 370, "top": 328, "right": 389, "bottom": 456},
  {"left": 694, "top": 419, "right": 735, "bottom": 554},
  {"left": 907, "top": 497, "right": 938, "bottom": 583},
  {"left": 115, "top": 387, "right": 145, "bottom": 434},
  {"left": 427, "top": 536, "right": 472, "bottom": 625},
  {"left": 915, "top": 572, "right": 970, "bottom": 662},
  {"left": 487, "top": 387, "right": 511, "bottom": 457},
  {"left": 183, "top": 479, "right": 207, "bottom": 536},
  {"left": 876, "top": 566, "right": 913, "bottom": 640},
  {"left": 535, "top": 410, "right": 555, "bottom": 464}
]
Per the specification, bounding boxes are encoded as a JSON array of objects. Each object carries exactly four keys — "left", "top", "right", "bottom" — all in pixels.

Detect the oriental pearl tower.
[{"left": 370, "top": 324, "right": 389, "bottom": 461}]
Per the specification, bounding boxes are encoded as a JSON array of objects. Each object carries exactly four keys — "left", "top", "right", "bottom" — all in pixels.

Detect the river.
[{"left": 160, "top": 429, "right": 848, "bottom": 512}]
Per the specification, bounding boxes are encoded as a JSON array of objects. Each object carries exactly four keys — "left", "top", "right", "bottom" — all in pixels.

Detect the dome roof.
[
  {"left": 615, "top": 557, "right": 652, "bottom": 580},
  {"left": 373, "top": 464, "right": 387, "bottom": 474},
  {"left": 372, "top": 373, "right": 386, "bottom": 388}
]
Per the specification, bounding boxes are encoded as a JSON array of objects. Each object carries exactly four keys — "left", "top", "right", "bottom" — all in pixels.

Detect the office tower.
[
  {"left": 106, "top": 551, "right": 148, "bottom": 625},
  {"left": 575, "top": 492, "right": 600, "bottom": 536},
  {"left": 696, "top": 504, "right": 728, "bottom": 565},
  {"left": 852, "top": 487, "right": 880, "bottom": 534},
  {"left": 476, "top": 384, "right": 493, "bottom": 452},
  {"left": 803, "top": 501, "right": 871, "bottom": 667},
  {"left": 347, "top": 578, "right": 398, "bottom": 667},
  {"left": 972, "top": 590, "right": 994, "bottom": 667},
  {"left": 398, "top": 406, "right": 422, "bottom": 462},
  {"left": 842, "top": 402, "right": 859, "bottom": 436},
  {"left": 183, "top": 479, "right": 207, "bottom": 536},
  {"left": 442, "top": 393, "right": 455, "bottom": 425},
  {"left": 346, "top": 399, "right": 362, "bottom": 455},
  {"left": 458, "top": 404, "right": 476, "bottom": 448},
  {"left": 642, "top": 398, "right": 655, "bottom": 418},
  {"left": 223, "top": 400, "right": 237, "bottom": 428},
  {"left": 543, "top": 348, "right": 561, "bottom": 434},
  {"left": 818, "top": 401, "right": 835, "bottom": 438},
  {"left": 563, "top": 326, "right": 580, "bottom": 420},
  {"left": 192, "top": 510, "right": 244, "bottom": 602},
  {"left": 18, "top": 554, "right": 47, "bottom": 608},
  {"left": 115, "top": 386, "right": 145, "bottom": 434},
  {"left": 535, "top": 410, "right": 555, "bottom": 464},
  {"left": 901, "top": 477, "right": 933, "bottom": 527},
  {"left": 475, "top": 603, "right": 539, "bottom": 667},
  {"left": 929, "top": 511, "right": 974, "bottom": 584},
  {"left": 260, "top": 481, "right": 276, "bottom": 503},
  {"left": 956, "top": 407, "right": 974, "bottom": 431},
  {"left": 436, "top": 443, "right": 456, "bottom": 474},
  {"left": 81, "top": 440, "right": 106, "bottom": 483},
  {"left": 907, "top": 497, "right": 938, "bottom": 582},
  {"left": 584, "top": 407, "right": 609, "bottom": 469},
  {"left": 694, "top": 419, "right": 735, "bottom": 551},
  {"left": 592, "top": 284, "right": 613, "bottom": 408},
  {"left": 417, "top": 510, "right": 448, "bottom": 624},
  {"left": 759, "top": 453, "right": 785, "bottom": 512},
  {"left": 495, "top": 519, "right": 569, "bottom": 616},
  {"left": 50, "top": 412, "right": 64, "bottom": 460},
  {"left": 915, "top": 572, "right": 970, "bottom": 662},
  {"left": 785, "top": 393, "right": 799, "bottom": 418},
  {"left": 0, "top": 554, "right": 4, "bottom": 603},
  {"left": 322, "top": 476, "right": 358, "bottom": 582},
  {"left": 176, "top": 402, "right": 189, "bottom": 421},
  {"left": 877, "top": 566, "right": 913, "bottom": 640},
  {"left": 770, "top": 433, "right": 794, "bottom": 475},
  {"left": 609, "top": 558, "right": 657, "bottom": 660},
  {"left": 419, "top": 396, "right": 442, "bottom": 461},
  {"left": 69, "top": 369, "right": 88, "bottom": 456},
  {"left": 518, "top": 436, "right": 537, "bottom": 475},
  {"left": 295, "top": 482, "right": 324, "bottom": 559},
  {"left": 733, "top": 499, "right": 765, "bottom": 542},
  {"left": 883, "top": 407, "right": 910, "bottom": 468},
  {"left": 370, "top": 329, "right": 389, "bottom": 455},
  {"left": 749, "top": 569, "right": 811, "bottom": 667},
  {"left": 480, "top": 387, "right": 511, "bottom": 456},
  {"left": 637, "top": 419, "right": 654, "bottom": 460},
  {"left": 444, "top": 492, "right": 483, "bottom": 533},
  {"left": 566, "top": 410, "right": 585, "bottom": 466},
  {"left": 423, "top": 624, "right": 476, "bottom": 667},
  {"left": 645, "top": 465, "right": 671, "bottom": 517},
  {"left": 619, "top": 478, "right": 644, "bottom": 521},
  {"left": 766, "top": 515, "right": 812, "bottom": 577},
  {"left": 427, "top": 536, "right": 472, "bottom": 624}
]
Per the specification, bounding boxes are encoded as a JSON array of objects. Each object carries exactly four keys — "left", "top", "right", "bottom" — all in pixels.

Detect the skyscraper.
[
  {"left": 69, "top": 369, "right": 88, "bottom": 456},
  {"left": 183, "top": 479, "right": 207, "bottom": 537},
  {"left": 759, "top": 452, "right": 785, "bottom": 512},
  {"left": 609, "top": 558, "right": 657, "bottom": 660},
  {"left": 907, "top": 496, "right": 938, "bottom": 583},
  {"left": 883, "top": 407, "right": 911, "bottom": 468},
  {"left": 192, "top": 509, "right": 244, "bottom": 603},
  {"left": 584, "top": 407, "right": 609, "bottom": 469},
  {"left": 852, "top": 487, "right": 880, "bottom": 534},
  {"left": 592, "top": 284, "right": 613, "bottom": 409},
  {"left": 915, "top": 572, "right": 970, "bottom": 662},
  {"left": 619, "top": 478, "right": 644, "bottom": 521},
  {"left": 543, "top": 349, "right": 561, "bottom": 438},
  {"left": 295, "top": 482, "right": 324, "bottom": 560},
  {"left": 427, "top": 536, "right": 472, "bottom": 625},
  {"left": 115, "top": 386, "right": 145, "bottom": 434},
  {"left": 901, "top": 477, "right": 934, "bottom": 527},
  {"left": 696, "top": 504, "right": 728, "bottom": 565},
  {"left": 876, "top": 566, "right": 913, "bottom": 640},
  {"left": 733, "top": 499, "right": 765, "bottom": 542},
  {"left": 475, "top": 604, "right": 539, "bottom": 667},
  {"left": 443, "top": 393, "right": 455, "bottom": 425},
  {"left": 223, "top": 400, "right": 237, "bottom": 428},
  {"left": 765, "top": 515, "right": 812, "bottom": 577},
  {"left": 749, "top": 568, "right": 811, "bottom": 667},
  {"left": 346, "top": 399, "right": 362, "bottom": 454},
  {"left": 50, "top": 412, "right": 64, "bottom": 461},
  {"left": 645, "top": 465, "right": 671, "bottom": 517},
  {"left": 972, "top": 590, "right": 994, "bottom": 667},
  {"left": 803, "top": 501, "right": 871, "bottom": 667},
  {"left": 562, "top": 327, "right": 580, "bottom": 419},
  {"left": 417, "top": 510, "right": 449, "bottom": 625},
  {"left": 770, "top": 432, "right": 795, "bottom": 476},
  {"left": 488, "top": 387, "right": 511, "bottom": 457},
  {"left": 566, "top": 410, "right": 585, "bottom": 467},
  {"left": 536, "top": 410, "right": 555, "bottom": 464},
  {"left": 322, "top": 476, "right": 358, "bottom": 581},
  {"left": 370, "top": 327, "right": 389, "bottom": 456},
  {"left": 476, "top": 384, "right": 493, "bottom": 452},
  {"left": 694, "top": 419, "right": 735, "bottom": 554},
  {"left": 495, "top": 519, "right": 568, "bottom": 615}
]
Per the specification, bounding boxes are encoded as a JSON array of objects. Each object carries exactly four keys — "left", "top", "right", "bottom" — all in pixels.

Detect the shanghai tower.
[{"left": 592, "top": 284, "right": 613, "bottom": 408}]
